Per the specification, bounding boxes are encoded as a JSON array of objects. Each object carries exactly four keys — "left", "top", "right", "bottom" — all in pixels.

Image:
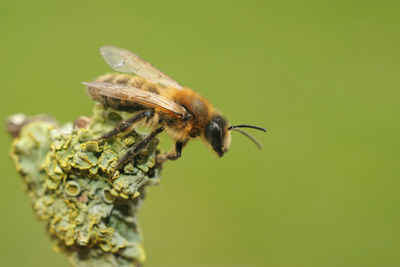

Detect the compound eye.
[
  {"left": 205, "top": 121, "right": 220, "bottom": 141},
  {"left": 210, "top": 122, "right": 222, "bottom": 138},
  {"left": 204, "top": 121, "right": 223, "bottom": 156}
]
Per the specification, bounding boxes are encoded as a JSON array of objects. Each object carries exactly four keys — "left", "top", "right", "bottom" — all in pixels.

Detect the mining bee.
[{"left": 84, "top": 46, "right": 266, "bottom": 176}]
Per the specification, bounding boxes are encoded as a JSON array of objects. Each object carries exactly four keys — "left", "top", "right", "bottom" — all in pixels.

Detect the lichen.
[{"left": 9, "top": 105, "right": 162, "bottom": 267}]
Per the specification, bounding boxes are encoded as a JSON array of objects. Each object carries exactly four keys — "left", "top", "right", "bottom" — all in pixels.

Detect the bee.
[{"left": 84, "top": 46, "right": 266, "bottom": 176}]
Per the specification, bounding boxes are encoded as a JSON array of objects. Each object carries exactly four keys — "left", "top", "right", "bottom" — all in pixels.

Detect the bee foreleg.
[
  {"left": 157, "top": 139, "right": 188, "bottom": 163},
  {"left": 168, "top": 139, "right": 188, "bottom": 160},
  {"left": 111, "top": 127, "right": 164, "bottom": 178},
  {"left": 98, "top": 109, "right": 154, "bottom": 140}
]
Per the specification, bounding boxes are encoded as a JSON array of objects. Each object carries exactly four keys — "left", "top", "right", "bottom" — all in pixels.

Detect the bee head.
[{"left": 204, "top": 115, "right": 231, "bottom": 157}]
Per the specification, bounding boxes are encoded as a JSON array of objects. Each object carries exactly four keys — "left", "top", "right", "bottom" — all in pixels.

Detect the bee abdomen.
[
  {"left": 87, "top": 73, "right": 163, "bottom": 112},
  {"left": 87, "top": 86, "right": 147, "bottom": 113},
  {"left": 96, "top": 73, "right": 160, "bottom": 94},
  {"left": 85, "top": 74, "right": 147, "bottom": 112}
]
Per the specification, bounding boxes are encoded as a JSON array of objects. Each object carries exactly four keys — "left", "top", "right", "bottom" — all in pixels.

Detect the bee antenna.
[
  {"left": 228, "top": 124, "right": 267, "bottom": 132},
  {"left": 230, "top": 128, "right": 263, "bottom": 149}
]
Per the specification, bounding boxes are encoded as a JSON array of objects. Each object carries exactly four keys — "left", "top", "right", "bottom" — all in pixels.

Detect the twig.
[{"left": 7, "top": 104, "right": 162, "bottom": 267}]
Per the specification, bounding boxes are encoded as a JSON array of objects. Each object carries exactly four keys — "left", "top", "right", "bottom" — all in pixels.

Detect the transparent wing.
[
  {"left": 84, "top": 81, "right": 188, "bottom": 118},
  {"left": 100, "top": 46, "right": 183, "bottom": 89}
]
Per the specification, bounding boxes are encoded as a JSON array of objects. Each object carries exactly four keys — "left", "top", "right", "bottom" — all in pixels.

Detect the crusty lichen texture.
[{"left": 9, "top": 105, "right": 161, "bottom": 267}]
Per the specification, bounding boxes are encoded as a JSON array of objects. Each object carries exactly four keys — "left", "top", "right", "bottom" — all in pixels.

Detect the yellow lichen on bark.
[{"left": 8, "top": 105, "right": 161, "bottom": 267}]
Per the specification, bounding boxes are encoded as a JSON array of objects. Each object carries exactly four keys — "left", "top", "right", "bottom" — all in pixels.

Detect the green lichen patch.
[{"left": 9, "top": 104, "right": 162, "bottom": 267}]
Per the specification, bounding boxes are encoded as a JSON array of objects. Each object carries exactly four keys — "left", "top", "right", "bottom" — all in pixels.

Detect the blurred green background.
[{"left": 1, "top": 0, "right": 400, "bottom": 266}]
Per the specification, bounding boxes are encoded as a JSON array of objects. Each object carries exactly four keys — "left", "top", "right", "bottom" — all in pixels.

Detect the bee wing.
[
  {"left": 100, "top": 46, "right": 183, "bottom": 89},
  {"left": 83, "top": 81, "right": 189, "bottom": 118}
]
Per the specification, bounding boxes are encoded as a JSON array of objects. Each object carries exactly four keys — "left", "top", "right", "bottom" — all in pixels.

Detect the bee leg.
[
  {"left": 111, "top": 127, "right": 164, "bottom": 178},
  {"left": 168, "top": 139, "right": 188, "bottom": 160},
  {"left": 157, "top": 139, "right": 188, "bottom": 163},
  {"left": 97, "top": 109, "right": 154, "bottom": 140}
]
